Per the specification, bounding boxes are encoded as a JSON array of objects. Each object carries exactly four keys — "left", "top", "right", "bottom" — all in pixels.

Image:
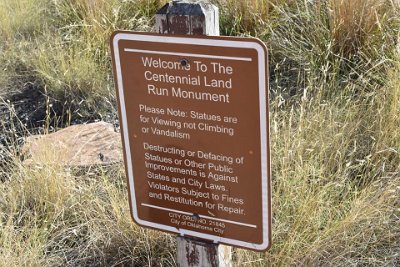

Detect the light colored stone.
[{"left": 22, "top": 122, "right": 122, "bottom": 167}]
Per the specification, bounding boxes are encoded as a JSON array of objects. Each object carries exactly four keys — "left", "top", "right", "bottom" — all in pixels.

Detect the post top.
[
  {"left": 155, "top": 0, "right": 219, "bottom": 36},
  {"left": 156, "top": 0, "right": 216, "bottom": 16}
]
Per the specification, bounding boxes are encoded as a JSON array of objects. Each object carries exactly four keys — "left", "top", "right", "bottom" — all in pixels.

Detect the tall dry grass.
[
  {"left": 235, "top": 56, "right": 400, "bottom": 265},
  {"left": 329, "top": 0, "right": 387, "bottom": 56},
  {"left": 0, "top": 0, "right": 48, "bottom": 41},
  {"left": 0, "top": 158, "right": 176, "bottom": 266},
  {"left": 215, "top": 0, "right": 283, "bottom": 35},
  {"left": 0, "top": 0, "right": 164, "bottom": 124},
  {"left": 0, "top": 0, "right": 399, "bottom": 266}
]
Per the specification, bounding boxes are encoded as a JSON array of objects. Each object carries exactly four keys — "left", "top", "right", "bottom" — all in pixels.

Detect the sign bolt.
[{"left": 180, "top": 58, "right": 189, "bottom": 66}]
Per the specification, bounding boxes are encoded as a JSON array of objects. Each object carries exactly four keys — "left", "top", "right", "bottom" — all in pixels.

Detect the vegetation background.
[{"left": 0, "top": 0, "right": 399, "bottom": 266}]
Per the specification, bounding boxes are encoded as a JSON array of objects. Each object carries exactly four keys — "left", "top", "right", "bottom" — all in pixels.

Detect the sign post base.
[{"left": 177, "top": 237, "right": 232, "bottom": 267}]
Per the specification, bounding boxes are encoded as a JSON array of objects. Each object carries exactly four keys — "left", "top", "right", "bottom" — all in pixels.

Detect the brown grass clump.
[
  {"left": 0, "top": 158, "right": 176, "bottom": 266},
  {"left": 297, "top": 173, "right": 400, "bottom": 266},
  {"left": 214, "top": 0, "right": 282, "bottom": 35},
  {"left": 0, "top": 0, "right": 48, "bottom": 41},
  {"left": 328, "top": 0, "right": 388, "bottom": 56}
]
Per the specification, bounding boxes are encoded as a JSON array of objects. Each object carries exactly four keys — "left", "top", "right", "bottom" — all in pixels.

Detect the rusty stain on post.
[
  {"left": 186, "top": 240, "right": 199, "bottom": 265},
  {"left": 178, "top": 237, "right": 220, "bottom": 267},
  {"left": 205, "top": 245, "right": 218, "bottom": 267}
]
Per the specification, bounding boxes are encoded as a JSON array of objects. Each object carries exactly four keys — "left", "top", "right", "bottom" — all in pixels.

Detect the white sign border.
[{"left": 112, "top": 32, "right": 271, "bottom": 251}]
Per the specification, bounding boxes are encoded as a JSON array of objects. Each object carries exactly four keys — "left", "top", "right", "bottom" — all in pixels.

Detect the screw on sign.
[{"left": 110, "top": 1, "right": 271, "bottom": 266}]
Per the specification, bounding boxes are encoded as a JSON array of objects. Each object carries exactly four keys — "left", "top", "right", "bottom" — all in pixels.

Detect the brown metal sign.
[{"left": 110, "top": 31, "right": 271, "bottom": 251}]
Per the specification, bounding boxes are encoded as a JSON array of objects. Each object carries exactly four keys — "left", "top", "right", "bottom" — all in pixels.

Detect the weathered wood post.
[
  {"left": 155, "top": 1, "right": 232, "bottom": 266},
  {"left": 156, "top": 0, "right": 219, "bottom": 36}
]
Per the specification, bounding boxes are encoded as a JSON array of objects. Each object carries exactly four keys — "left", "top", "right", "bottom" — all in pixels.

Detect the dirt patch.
[{"left": 0, "top": 84, "right": 46, "bottom": 144}]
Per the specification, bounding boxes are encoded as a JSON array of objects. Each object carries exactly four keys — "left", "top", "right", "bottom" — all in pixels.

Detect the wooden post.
[
  {"left": 176, "top": 237, "right": 232, "bottom": 267},
  {"left": 155, "top": 1, "right": 232, "bottom": 266},
  {"left": 156, "top": 0, "right": 219, "bottom": 36}
]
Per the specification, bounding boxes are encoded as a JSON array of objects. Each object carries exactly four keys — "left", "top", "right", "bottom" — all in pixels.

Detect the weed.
[{"left": 0, "top": 0, "right": 48, "bottom": 41}]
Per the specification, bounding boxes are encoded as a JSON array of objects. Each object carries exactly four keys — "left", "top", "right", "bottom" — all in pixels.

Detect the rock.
[{"left": 22, "top": 122, "right": 123, "bottom": 167}]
